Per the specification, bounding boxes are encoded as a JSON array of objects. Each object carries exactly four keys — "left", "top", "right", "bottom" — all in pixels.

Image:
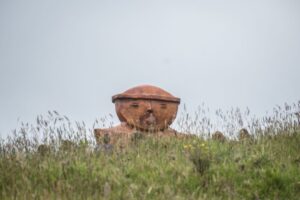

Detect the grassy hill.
[{"left": 0, "top": 106, "right": 299, "bottom": 199}]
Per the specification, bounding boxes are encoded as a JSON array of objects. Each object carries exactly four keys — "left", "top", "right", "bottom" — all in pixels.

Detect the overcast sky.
[{"left": 0, "top": 0, "right": 299, "bottom": 136}]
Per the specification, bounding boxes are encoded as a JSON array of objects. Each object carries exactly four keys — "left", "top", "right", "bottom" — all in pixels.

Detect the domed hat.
[{"left": 112, "top": 85, "right": 180, "bottom": 103}]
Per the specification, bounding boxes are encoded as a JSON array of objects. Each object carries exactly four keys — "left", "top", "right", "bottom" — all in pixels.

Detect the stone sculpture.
[{"left": 94, "top": 85, "right": 181, "bottom": 145}]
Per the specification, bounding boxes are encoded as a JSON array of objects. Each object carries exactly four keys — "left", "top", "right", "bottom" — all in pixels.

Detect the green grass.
[
  {"left": 1, "top": 131, "right": 300, "bottom": 200},
  {"left": 1, "top": 104, "right": 300, "bottom": 199}
]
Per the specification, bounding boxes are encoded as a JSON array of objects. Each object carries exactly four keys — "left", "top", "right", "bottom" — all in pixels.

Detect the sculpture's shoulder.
[
  {"left": 94, "top": 123, "right": 134, "bottom": 144},
  {"left": 94, "top": 125, "right": 192, "bottom": 145}
]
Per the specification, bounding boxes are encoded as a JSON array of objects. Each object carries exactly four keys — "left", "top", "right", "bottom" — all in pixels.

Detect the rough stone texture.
[
  {"left": 94, "top": 85, "right": 181, "bottom": 144},
  {"left": 94, "top": 123, "right": 180, "bottom": 145}
]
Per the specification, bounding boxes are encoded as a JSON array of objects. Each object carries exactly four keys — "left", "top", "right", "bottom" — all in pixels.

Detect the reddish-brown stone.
[
  {"left": 94, "top": 85, "right": 181, "bottom": 144},
  {"left": 112, "top": 85, "right": 180, "bottom": 103}
]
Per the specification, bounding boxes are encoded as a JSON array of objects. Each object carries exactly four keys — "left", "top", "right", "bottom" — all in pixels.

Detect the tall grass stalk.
[{"left": 0, "top": 101, "right": 299, "bottom": 199}]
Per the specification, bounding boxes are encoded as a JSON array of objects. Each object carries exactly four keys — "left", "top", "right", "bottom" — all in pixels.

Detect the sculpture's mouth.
[{"left": 140, "top": 113, "right": 157, "bottom": 131}]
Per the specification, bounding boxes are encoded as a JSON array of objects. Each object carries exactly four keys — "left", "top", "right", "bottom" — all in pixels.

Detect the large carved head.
[{"left": 112, "top": 85, "right": 180, "bottom": 131}]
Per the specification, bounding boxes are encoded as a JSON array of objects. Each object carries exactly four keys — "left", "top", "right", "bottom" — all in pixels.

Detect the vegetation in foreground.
[{"left": 0, "top": 102, "right": 299, "bottom": 199}]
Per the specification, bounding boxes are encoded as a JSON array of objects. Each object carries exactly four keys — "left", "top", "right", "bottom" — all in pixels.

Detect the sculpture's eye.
[
  {"left": 130, "top": 103, "right": 139, "bottom": 108},
  {"left": 160, "top": 103, "right": 167, "bottom": 109}
]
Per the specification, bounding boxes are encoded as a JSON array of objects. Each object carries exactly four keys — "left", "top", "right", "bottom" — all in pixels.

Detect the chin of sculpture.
[{"left": 94, "top": 85, "right": 181, "bottom": 145}]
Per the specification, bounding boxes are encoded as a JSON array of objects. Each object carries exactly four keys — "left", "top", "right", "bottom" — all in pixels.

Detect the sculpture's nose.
[
  {"left": 146, "top": 102, "right": 153, "bottom": 113},
  {"left": 147, "top": 109, "right": 153, "bottom": 113}
]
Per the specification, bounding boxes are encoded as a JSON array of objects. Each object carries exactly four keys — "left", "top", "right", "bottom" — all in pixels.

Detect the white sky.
[{"left": 1, "top": 0, "right": 300, "bottom": 136}]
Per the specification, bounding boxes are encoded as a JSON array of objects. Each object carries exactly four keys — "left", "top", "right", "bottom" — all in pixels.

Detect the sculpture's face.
[{"left": 114, "top": 99, "right": 179, "bottom": 131}]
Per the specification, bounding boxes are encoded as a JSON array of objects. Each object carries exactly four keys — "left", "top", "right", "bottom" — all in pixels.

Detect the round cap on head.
[{"left": 112, "top": 85, "right": 180, "bottom": 103}]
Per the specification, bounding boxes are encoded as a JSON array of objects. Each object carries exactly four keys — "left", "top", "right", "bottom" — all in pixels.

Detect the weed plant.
[{"left": 0, "top": 102, "right": 299, "bottom": 199}]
